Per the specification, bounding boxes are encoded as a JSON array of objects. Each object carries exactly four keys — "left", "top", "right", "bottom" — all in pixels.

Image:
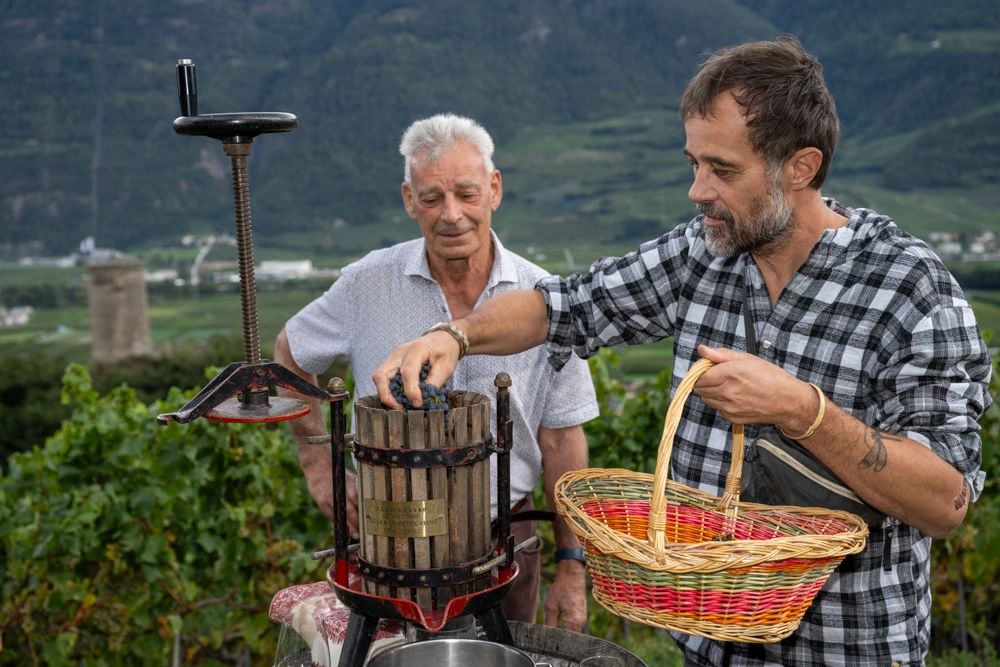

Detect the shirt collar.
[
  {"left": 402, "top": 229, "right": 518, "bottom": 291},
  {"left": 805, "top": 197, "right": 881, "bottom": 271},
  {"left": 742, "top": 197, "right": 876, "bottom": 288}
]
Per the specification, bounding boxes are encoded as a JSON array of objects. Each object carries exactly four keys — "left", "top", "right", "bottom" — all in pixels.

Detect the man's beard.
[{"left": 698, "top": 178, "right": 794, "bottom": 258}]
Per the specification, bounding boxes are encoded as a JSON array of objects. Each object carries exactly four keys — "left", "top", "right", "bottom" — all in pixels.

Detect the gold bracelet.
[
  {"left": 424, "top": 322, "right": 469, "bottom": 359},
  {"left": 778, "top": 383, "right": 826, "bottom": 441}
]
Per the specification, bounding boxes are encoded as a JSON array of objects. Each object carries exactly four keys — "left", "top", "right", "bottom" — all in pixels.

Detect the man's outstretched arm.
[{"left": 374, "top": 289, "right": 549, "bottom": 409}]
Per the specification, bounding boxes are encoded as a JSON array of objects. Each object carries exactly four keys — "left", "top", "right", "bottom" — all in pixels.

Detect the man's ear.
[
  {"left": 401, "top": 181, "right": 417, "bottom": 218},
  {"left": 490, "top": 169, "right": 503, "bottom": 211},
  {"left": 787, "top": 147, "right": 824, "bottom": 191}
]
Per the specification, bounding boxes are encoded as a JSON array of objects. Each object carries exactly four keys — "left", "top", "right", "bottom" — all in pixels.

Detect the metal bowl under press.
[
  {"left": 366, "top": 638, "right": 536, "bottom": 667},
  {"left": 508, "top": 621, "right": 647, "bottom": 666}
]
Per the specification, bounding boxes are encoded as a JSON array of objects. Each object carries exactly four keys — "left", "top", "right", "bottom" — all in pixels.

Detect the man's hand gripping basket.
[{"left": 555, "top": 359, "right": 869, "bottom": 643}]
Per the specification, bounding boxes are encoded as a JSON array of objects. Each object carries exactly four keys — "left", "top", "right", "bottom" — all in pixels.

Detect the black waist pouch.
[
  {"left": 741, "top": 425, "right": 888, "bottom": 527},
  {"left": 739, "top": 281, "right": 887, "bottom": 528}
]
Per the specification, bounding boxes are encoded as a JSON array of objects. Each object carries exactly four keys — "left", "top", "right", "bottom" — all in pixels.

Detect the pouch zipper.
[
  {"left": 755, "top": 438, "right": 867, "bottom": 505},
  {"left": 881, "top": 515, "right": 895, "bottom": 572}
]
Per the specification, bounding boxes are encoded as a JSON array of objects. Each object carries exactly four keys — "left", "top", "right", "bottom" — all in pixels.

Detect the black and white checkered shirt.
[{"left": 536, "top": 199, "right": 991, "bottom": 666}]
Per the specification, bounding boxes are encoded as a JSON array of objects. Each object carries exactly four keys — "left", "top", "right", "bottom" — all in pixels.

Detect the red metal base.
[
  {"left": 203, "top": 396, "right": 312, "bottom": 423},
  {"left": 326, "top": 559, "right": 517, "bottom": 632}
]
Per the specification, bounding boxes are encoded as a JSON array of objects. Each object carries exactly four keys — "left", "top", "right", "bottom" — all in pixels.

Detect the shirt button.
[{"left": 761, "top": 340, "right": 773, "bottom": 349}]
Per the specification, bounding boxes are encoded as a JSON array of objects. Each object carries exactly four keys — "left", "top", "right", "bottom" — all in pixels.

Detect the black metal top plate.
[{"left": 173, "top": 112, "right": 297, "bottom": 139}]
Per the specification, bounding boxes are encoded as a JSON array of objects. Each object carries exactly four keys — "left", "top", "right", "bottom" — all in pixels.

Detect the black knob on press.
[{"left": 176, "top": 58, "right": 197, "bottom": 117}]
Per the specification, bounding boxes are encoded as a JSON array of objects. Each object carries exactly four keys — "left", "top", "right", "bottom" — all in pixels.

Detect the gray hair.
[{"left": 399, "top": 114, "right": 495, "bottom": 184}]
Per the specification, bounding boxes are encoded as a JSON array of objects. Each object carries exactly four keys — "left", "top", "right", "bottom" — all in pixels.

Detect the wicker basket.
[{"left": 555, "top": 359, "right": 868, "bottom": 643}]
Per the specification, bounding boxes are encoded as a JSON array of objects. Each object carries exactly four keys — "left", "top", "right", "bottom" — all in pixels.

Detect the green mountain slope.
[{"left": 0, "top": 1, "right": 997, "bottom": 258}]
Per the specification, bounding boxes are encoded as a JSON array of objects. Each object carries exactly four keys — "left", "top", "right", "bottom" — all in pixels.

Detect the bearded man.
[{"left": 374, "top": 37, "right": 991, "bottom": 666}]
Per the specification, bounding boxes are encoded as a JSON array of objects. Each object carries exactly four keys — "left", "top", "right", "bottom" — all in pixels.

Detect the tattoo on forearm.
[
  {"left": 859, "top": 429, "right": 889, "bottom": 472},
  {"left": 953, "top": 480, "right": 970, "bottom": 511}
]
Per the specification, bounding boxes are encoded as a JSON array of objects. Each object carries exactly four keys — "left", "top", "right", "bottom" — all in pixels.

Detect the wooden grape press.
[
  {"left": 326, "top": 378, "right": 537, "bottom": 666},
  {"left": 159, "top": 59, "right": 537, "bottom": 667}
]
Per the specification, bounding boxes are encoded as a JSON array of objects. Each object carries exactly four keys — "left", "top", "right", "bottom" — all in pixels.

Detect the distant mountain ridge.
[{"left": 1, "top": 0, "right": 997, "bottom": 257}]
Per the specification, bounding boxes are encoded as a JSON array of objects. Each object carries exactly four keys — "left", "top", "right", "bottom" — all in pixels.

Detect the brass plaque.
[{"left": 364, "top": 498, "right": 447, "bottom": 538}]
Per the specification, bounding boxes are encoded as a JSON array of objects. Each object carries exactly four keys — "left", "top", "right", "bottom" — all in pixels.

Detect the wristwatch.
[
  {"left": 424, "top": 321, "right": 469, "bottom": 359},
  {"left": 554, "top": 547, "right": 586, "bottom": 565}
]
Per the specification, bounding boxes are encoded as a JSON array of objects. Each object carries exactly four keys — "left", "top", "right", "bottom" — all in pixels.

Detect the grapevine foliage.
[{"left": 0, "top": 364, "right": 329, "bottom": 665}]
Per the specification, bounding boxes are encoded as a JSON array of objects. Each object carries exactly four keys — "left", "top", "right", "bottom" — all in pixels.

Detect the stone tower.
[{"left": 86, "top": 259, "right": 154, "bottom": 364}]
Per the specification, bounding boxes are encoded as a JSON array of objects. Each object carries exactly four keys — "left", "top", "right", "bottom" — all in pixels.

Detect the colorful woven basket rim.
[{"left": 553, "top": 358, "right": 869, "bottom": 641}]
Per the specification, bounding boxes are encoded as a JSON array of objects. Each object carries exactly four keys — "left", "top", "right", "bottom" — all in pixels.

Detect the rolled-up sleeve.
[{"left": 878, "top": 274, "right": 992, "bottom": 501}]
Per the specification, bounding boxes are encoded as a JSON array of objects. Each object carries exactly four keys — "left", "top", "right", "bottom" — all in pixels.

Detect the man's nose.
[
  {"left": 688, "top": 169, "right": 716, "bottom": 204},
  {"left": 441, "top": 194, "right": 463, "bottom": 222}
]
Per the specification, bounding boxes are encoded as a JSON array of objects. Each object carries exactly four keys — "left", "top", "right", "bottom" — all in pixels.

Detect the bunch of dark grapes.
[{"left": 387, "top": 362, "right": 449, "bottom": 415}]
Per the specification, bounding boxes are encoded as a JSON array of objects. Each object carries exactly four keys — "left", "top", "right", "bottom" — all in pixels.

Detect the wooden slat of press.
[
  {"left": 448, "top": 404, "right": 469, "bottom": 598},
  {"left": 387, "top": 409, "right": 412, "bottom": 601},
  {"left": 408, "top": 410, "right": 432, "bottom": 609},
  {"left": 370, "top": 409, "right": 391, "bottom": 598},
  {"left": 356, "top": 401, "right": 376, "bottom": 595},
  {"left": 427, "top": 408, "right": 449, "bottom": 607},
  {"left": 480, "top": 395, "right": 493, "bottom": 562},
  {"left": 481, "top": 395, "right": 495, "bottom": 592},
  {"left": 469, "top": 398, "right": 487, "bottom": 571}
]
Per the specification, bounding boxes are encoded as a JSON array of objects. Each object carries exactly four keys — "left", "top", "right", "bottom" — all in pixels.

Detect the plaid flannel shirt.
[{"left": 536, "top": 199, "right": 991, "bottom": 666}]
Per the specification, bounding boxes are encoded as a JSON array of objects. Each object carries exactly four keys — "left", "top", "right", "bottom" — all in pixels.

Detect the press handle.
[{"left": 176, "top": 58, "right": 197, "bottom": 116}]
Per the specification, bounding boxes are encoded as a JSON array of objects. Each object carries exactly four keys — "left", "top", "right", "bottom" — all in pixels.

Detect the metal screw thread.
[{"left": 228, "top": 151, "right": 261, "bottom": 364}]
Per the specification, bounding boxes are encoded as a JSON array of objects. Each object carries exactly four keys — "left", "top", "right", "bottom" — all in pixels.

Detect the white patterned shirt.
[{"left": 286, "top": 231, "right": 599, "bottom": 515}]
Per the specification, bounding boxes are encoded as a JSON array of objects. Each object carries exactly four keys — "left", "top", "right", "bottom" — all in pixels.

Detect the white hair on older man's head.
[{"left": 399, "top": 114, "right": 495, "bottom": 184}]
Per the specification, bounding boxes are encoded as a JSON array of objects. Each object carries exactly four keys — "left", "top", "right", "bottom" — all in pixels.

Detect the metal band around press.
[
  {"left": 355, "top": 553, "right": 495, "bottom": 588},
  {"left": 352, "top": 436, "right": 495, "bottom": 468}
]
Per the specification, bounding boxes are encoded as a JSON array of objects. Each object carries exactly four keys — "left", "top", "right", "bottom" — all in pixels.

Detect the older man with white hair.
[{"left": 274, "top": 113, "right": 599, "bottom": 630}]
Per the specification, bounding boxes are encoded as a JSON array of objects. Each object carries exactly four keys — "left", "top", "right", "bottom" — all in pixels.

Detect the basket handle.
[{"left": 647, "top": 358, "right": 745, "bottom": 552}]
